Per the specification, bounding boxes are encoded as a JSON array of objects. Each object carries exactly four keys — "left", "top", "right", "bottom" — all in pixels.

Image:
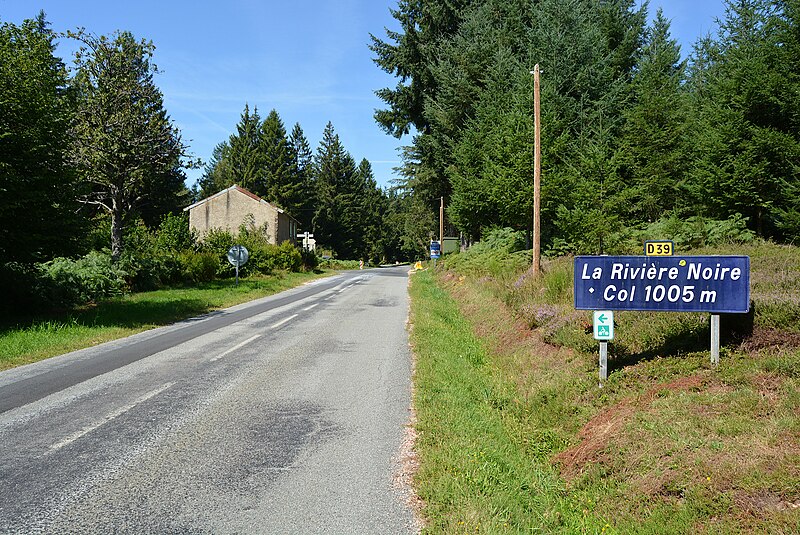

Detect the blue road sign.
[
  {"left": 574, "top": 256, "right": 750, "bottom": 313},
  {"left": 430, "top": 241, "right": 441, "bottom": 259}
]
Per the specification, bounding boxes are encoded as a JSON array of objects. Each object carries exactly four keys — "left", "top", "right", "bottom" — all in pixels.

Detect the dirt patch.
[
  {"left": 734, "top": 490, "right": 800, "bottom": 515},
  {"left": 554, "top": 376, "right": 705, "bottom": 481},
  {"left": 740, "top": 326, "right": 800, "bottom": 352}
]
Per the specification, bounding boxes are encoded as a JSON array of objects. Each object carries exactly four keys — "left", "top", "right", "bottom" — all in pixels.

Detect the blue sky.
[{"left": 1, "top": 0, "right": 726, "bottom": 189}]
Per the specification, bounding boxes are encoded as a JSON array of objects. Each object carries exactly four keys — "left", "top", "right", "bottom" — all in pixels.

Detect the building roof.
[{"left": 183, "top": 184, "right": 297, "bottom": 222}]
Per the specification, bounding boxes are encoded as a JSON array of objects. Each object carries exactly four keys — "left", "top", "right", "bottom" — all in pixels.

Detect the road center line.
[
  {"left": 302, "top": 303, "right": 319, "bottom": 312},
  {"left": 48, "top": 382, "right": 175, "bottom": 453},
  {"left": 210, "top": 334, "right": 261, "bottom": 362},
  {"left": 271, "top": 314, "right": 299, "bottom": 329}
]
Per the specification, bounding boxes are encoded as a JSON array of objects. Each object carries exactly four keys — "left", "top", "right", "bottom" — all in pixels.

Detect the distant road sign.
[
  {"left": 593, "top": 310, "right": 614, "bottom": 340},
  {"left": 574, "top": 255, "right": 750, "bottom": 313},
  {"left": 227, "top": 245, "right": 249, "bottom": 267},
  {"left": 430, "top": 241, "right": 441, "bottom": 259}
]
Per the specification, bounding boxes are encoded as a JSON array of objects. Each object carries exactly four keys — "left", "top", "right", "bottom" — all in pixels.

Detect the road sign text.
[{"left": 574, "top": 256, "right": 750, "bottom": 313}]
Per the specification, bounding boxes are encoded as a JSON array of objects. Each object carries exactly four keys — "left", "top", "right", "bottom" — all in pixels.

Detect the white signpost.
[
  {"left": 297, "top": 232, "right": 314, "bottom": 251},
  {"left": 593, "top": 310, "right": 614, "bottom": 384}
]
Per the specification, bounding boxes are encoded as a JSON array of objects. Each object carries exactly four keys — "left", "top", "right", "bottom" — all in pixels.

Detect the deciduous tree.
[{"left": 69, "top": 30, "right": 190, "bottom": 261}]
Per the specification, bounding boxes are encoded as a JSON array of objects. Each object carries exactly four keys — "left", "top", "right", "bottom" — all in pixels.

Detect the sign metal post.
[
  {"left": 593, "top": 310, "right": 614, "bottom": 384},
  {"left": 711, "top": 314, "right": 720, "bottom": 366}
]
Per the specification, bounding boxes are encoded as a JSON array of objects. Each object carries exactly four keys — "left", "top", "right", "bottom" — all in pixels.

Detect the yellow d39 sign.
[{"left": 644, "top": 240, "right": 674, "bottom": 256}]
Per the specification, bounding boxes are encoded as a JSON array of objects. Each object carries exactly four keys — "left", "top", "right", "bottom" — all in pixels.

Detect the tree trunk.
[{"left": 110, "top": 203, "right": 124, "bottom": 263}]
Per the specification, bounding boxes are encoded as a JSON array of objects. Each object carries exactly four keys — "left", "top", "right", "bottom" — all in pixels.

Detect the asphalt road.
[{"left": 0, "top": 267, "right": 417, "bottom": 534}]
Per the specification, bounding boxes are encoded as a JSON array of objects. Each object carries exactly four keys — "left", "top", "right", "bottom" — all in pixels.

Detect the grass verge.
[
  {"left": 0, "top": 271, "right": 330, "bottom": 370},
  {"left": 408, "top": 270, "right": 610, "bottom": 533}
]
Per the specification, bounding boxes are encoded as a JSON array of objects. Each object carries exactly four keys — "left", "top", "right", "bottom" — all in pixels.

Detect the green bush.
[
  {"left": 272, "top": 241, "right": 302, "bottom": 271},
  {"left": 300, "top": 249, "right": 319, "bottom": 271},
  {"left": 616, "top": 213, "right": 758, "bottom": 253},
  {"left": 199, "top": 228, "right": 236, "bottom": 277},
  {"left": 199, "top": 228, "right": 304, "bottom": 277},
  {"left": 156, "top": 212, "right": 196, "bottom": 252},
  {"left": 318, "top": 258, "right": 361, "bottom": 270},
  {"left": 444, "top": 227, "right": 530, "bottom": 276},
  {"left": 38, "top": 251, "right": 128, "bottom": 307},
  {"left": 121, "top": 221, "right": 182, "bottom": 290},
  {"left": 178, "top": 251, "right": 218, "bottom": 283}
]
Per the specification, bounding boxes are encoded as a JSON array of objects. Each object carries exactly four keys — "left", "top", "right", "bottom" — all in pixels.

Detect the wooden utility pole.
[
  {"left": 532, "top": 64, "right": 542, "bottom": 275},
  {"left": 440, "top": 196, "right": 444, "bottom": 243}
]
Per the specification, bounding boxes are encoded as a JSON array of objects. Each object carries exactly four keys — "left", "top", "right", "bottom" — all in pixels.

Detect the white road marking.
[
  {"left": 210, "top": 334, "right": 261, "bottom": 362},
  {"left": 270, "top": 314, "right": 299, "bottom": 329},
  {"left": 48, "top": 382, "right": 175, "bottom": 452},
  {"left": 302, "top": 303, "right": 319, "bottom": 312}
]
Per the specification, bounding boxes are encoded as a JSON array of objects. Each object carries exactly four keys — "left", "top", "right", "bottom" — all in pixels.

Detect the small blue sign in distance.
[{"left": 574, "top": 256, "right": 750, "bottom": 313}]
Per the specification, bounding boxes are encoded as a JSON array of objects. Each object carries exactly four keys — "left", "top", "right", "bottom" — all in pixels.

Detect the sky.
[{"left": 1, "top": 0, "right": 726, "bottom": 190}]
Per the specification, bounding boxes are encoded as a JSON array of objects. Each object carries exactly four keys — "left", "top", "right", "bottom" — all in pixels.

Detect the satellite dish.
[{"left": 227, "top": 245, "right": 249, "bottom": 267}]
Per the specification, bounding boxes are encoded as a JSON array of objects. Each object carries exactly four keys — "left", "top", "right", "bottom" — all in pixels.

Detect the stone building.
[{"left": 184, "top": 185, "right": 298, "bottom": 244}]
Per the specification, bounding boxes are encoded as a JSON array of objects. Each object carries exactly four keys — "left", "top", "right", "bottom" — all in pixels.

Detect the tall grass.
[{"left": 409, "top": 271, "right": 609, "bottom": 533}]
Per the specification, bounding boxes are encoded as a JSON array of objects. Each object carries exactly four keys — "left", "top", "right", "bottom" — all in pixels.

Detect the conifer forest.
[{"left": 2, "top": 0, "right": 799, "bottom": 311}]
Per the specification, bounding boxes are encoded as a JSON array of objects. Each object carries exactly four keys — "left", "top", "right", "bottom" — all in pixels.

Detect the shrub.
[
  {"left": 625, "top": 213, "right": 758, "bottom": 252},
  {"left": 156, "top": 212, "right": 196, "bottom": 252},
  {"left": 198, "top": 228, "right": 305, "bottom": 277},
  {"left": 318, "top": 258, "right": 361, "bottom": 270},
  {"left": 199, "top": 228, "right": 236, "bottom": 277},
  {"left": 300, "top": 249, "right": 319, "bottom": 271},
  {"left": 120, "top": 221, "right": 182, "bottom": 290},
  {"left": 272, "top": 241, "right": 302, "bottom": 271},
  {"left": 444, "top": 227, "right": 530, "bottom": 276},
  {"left": 38, "top": 251, "right": 128, "bottom": 307},
  {"left": 179, "top": 251, "right": 218, "bottom": 283}
]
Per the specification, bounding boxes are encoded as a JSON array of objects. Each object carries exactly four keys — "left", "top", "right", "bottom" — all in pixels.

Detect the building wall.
[
  {"left": 189, "top": 188, "right": 279, "bottom": 243},
  {"left": 276, "top": 211, "right": 297, "bottom": 244}
]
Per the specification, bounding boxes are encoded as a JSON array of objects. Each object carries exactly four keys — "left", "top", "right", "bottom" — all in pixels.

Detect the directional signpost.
[
  {"left": 575, "top": 254, "right": 750, "bottom": 380},
  {"left": 593, "top": 311, "right": 614, "bottom": 340},
  {"left": 593, "top": 311, "right": 614, "bottom": 382}
]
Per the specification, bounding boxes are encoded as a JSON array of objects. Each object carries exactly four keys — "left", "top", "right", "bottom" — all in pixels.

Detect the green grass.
[
  {"left": 0, "top": 271, "right": 330, "bottom": 370},
  {"left": 409, "top": 270, "right": 610, "bottom": 533}
]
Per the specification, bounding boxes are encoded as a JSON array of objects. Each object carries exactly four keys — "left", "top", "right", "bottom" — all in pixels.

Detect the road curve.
[{"left": 0, "top": 267, "right": 418, "bottom": 534}]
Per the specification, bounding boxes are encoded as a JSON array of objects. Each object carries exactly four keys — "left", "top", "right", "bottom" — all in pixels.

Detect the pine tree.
[
  {"left": 0, "top": 12, "right": 84, "bottom": 265},
  {"left": 227, "top": 104, "right": 263, "bottom": 192},
  {"left": 690, "top": 0, "right": 800, "bottom": 237},
  {"left": 197, "top": 141, "right": 233, "bottom": 198},
  {"left": 357, "top": 159, "right": 389, "bottom": 262},
  {"left": 618, "top": 8, "right": 690, "bottom": 222},
  {"left": 258, "top": 109, "right": 298, "bottom": 212},
  {"left": 289, "top": 123, "right": 316, "bottom": 230},
  {"left": 312, "top": 122, "right": 358, "bottom": 257}
]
